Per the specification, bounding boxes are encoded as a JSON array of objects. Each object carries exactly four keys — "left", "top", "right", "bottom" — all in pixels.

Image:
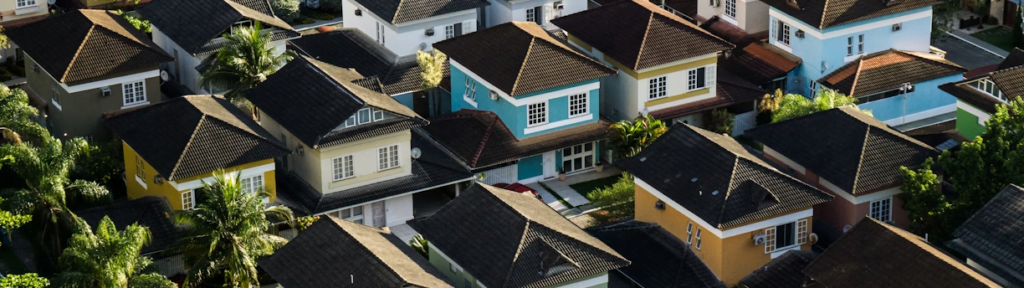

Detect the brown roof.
[
  {"left": 7, "top": 9, "right": 172, "bottom": 85},
  {"left": 760, "top": 0, "right": 941, "bottom": 29},
  {"left": 720, "top": 42, "right": 801, "bottom": 85},
  {"left": 818, "top": 49, "right": 965, "bottom": 97},
  {"left": 938, "top": 50, "right": 1024, "bottom": 114},
  {"left": 433, "top": 22, "right": 615, "bottom": 96},
  {"left": 650, "top": 68, "right": 766, "bottom": 120},
  {"left": 939, "top": 82, "right": 1004, "bottom": 114},
  {"left": 551, "top": 0, "right": 733, "bottom": 71}
]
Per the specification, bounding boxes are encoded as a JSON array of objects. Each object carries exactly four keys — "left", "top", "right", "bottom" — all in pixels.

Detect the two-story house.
[
  {"left": 552, "top": 0, "right": 737, "bottom": 125},
  {"left": 104, "top": 95, "right": 290, "bottom": 210},
  {"left": 940, "top": 48, "right": 1024, "bottom": 139},
  {"left": 8, "top": 9, "right": 172, "bottom": 141},
  {"left": 409, "top": 183, "right": 630, "bottom": 288},
  {"left": 746, "top": 107, "right": 939, "bottom": 243},
  {"left": 484, "top": 0, "right": 585, "bottom": 30},
  {"left": 342, "top": 0, "right": 487, "bottom": 56},
  {"left": 138, "top": 0, "right": 299, "bottom": 94},
  {"left": 289, "top": 28, "right": 450, "bottom": 116},
  {"left": 245, "top": 55, "right": 473, "bottom": 227},
  {"left": 587, "top": 220, "right": 726, "bottom": 287},
  {"left": 424, "top": 21, "right": 616, "bottom": 183},
  {"left": 695, "top": 0, "right": 770, "bottom": 34},
  {"left": 948, "top": 184, "right": 1024, "bottom": 287},
  {"left": 620, "top": 124, "right": 833, "bottom": 286}
]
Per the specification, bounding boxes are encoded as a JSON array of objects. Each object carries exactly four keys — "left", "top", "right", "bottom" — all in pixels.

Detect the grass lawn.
[
  {"left": 569, "top": 175, "right": 621, "bottom": 198},
  {"left": 971, "top": 26, "right": 1016, "bottom": 52}
]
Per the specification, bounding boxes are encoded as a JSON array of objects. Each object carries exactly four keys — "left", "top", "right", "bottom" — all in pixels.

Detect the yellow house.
[
  {"left": 619, "top": 125, "right": 833, "bottom": 286},
  {"left": 105, "top": 95, "right": 290, "bottom": 210},
  {"left": 552, "top": 0, "right": 735, "bottom": 124}
]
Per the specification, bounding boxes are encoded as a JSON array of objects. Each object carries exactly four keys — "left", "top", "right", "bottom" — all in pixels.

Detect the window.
[
  {"left": 240, "top": 175, "right": 264, "bottom": 195},
  {"left": 122, "top": 80, "right": 146, "bottom": 106},
  {"left": 528, "top": 102, "right": 547, "bottom": 127},
  {"left": 724, "top": 0, "right": 736, "bottom": 18},
  {"left": 775, "top": 20, "right": 790, "bottom": 46},
  {"left": 687, "top": 67, "right": 707, "bottom": 91},
  {"left": 375, "top": 22, "right": 385, "bottom": 44},
  {"left": 870, "top": 197, "right": 893, "bottom": 223},
  {"left": 377, "top": 145, "right": 400, "bottom": 171},
  {"left": 568, "top": 93, "right": 588, "bottom": 117},
  {"left": 51, "top": 84, "right": 61, "bottom": 110},
  {"left": 561, "top": 142, "right": 594, "bottom": 173},
  {"left": 373, "top": 109, "right": 384, "bottom": 121},
  {"left": 855, "top": 86, "right": 915, "bottom": 104},
  {"left": 181, "top": 190, "right": 195, "bottom": 210},
  {"left": 686, "top": 222, "right": 694, "bottom": 244},
  {"left": 338, "top": 206, "right": 364, "bottom": 224},
  {"left": 470, "top": 82, "right": 477, "bottom": 101},
  {"left": 343, "top": 108, "right": 385, "bottom": 128},
  {"left": 695, "top": 228, "right": 703, "bottom": 250},
  {"left": 358, "top": 108, "right": 371, "bottom": 124},
  {"left": 332, "top": 155, "right": 354, "bottom": 181},
  {"left": 847, "top": 34, "right": 864, "bottom": 56},
  {"left": 463, "top": 78, "right": 471, "bottom": 99},
  {"left": 526, "top": 7, "right": 536, "bottom": 22},
  {"left": 648, "top": 76, "right": 667, "bottom": 99},
  {"left": 135, "top": 156, "right": 145, "bottom": 179},
  {"left": 970, "top": 78, "right": 1007, "bottom": 102},
  {"left": 445, "top": 24, "right": 455, "bottom": 39},
  {"left": 797, "top": 219, "right": 809, "bottom": 245},
  {"left": 765, "top": 222, "right": 797, "bottom": 253},
  {"left": 16, "top": 0, "right": 36, "bottom": 8}
]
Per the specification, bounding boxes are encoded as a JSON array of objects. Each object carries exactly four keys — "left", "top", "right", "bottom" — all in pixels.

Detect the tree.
[
  {"left": 899, "top": 158, "right": 952, "bottom": 241},
  {"left": 757, "top": 88, "right": 784, "bottom": 125},
  {"left": 771, "top": 89, "right": 866, "bottom": 122},
  {"left": 409, "top": 234, "right": 428, "bottom": 258},
  {"left": 607, "top": 115, "right": 667, "bottom": 159},
  {"left": 52, "top": 216, "right": 175, "bottom": 288},
  {"left": 171, "top": 171, "right": 294, "bottom": 288},
  {"left": 270, "top": 0, "right": 301, "bottom": 23},
  {"left": 200, "top": 21, "right": 295, "bottom": 107},
  {"left": 708, "top": 108, "right": 734, "bottom": 135},
  {"left": 417, "top": 50, "right": 447, "bottom": 117},
  {"left": 1015, "top": 6, "right": 1024, "bottom": 50},
  {"left": 0, "top": 85, "right": 50, "bottom": 143},
  {"left": 0, "top": 274, "right": 49, "bottom": 288},
  {"left": 115, "top": 10, "right": 151, "bottom": 33},
  {"left": 585, "top": 172, "right": 635, "bottom": 218}
]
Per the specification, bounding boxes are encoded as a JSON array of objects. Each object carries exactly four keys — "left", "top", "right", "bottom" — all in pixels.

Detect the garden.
[{"left": 271, "top": 0, "right": 343, "bottom": 26}]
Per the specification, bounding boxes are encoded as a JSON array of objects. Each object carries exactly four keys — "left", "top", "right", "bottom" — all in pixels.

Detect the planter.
[
  {"left": 558, "top": 172, "right": 566, "bottom": 181},
  {"left": 595, "top": 163, "right": 604, "bottom": 173}
]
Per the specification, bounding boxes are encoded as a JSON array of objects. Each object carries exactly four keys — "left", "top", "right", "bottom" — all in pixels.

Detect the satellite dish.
[
  {"left": 160, "top": 70, "right": 170, "bottom": 82},
  {"left": 410, "top": 147, "right": 422, "bottom": 159},
  {"left": 419, "top": 43, "right": 427, "bottom": 51}
]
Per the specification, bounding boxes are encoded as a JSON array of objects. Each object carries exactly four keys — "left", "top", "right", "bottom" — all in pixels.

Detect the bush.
[
  {"left": 70, "top": 141, "right": 124, "bottom": 189},
  {"left": 0, "top": 67, "right": 12, "bottom": 81},
  {"left": 319, "top": 0, "right": 342, "bottom": 13},
  {"left": 116, "top": 10, "right": 151, "bottom": 33},
  {"left": 270, "top": 0, "right": 301, "bottom": 23},
  {"left": 585, "top": 172, "right": 635, "bottom": 218},
  {"left": 303, "top": 10, "right": 335, "bottom": 20},
  {"left": 707, "top": 108, "right": 735, "bottom": 135}
]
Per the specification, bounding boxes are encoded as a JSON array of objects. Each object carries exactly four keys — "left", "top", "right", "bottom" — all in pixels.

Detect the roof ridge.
[
  {"left": 819, "top": 0, "right": 831, "bottom": 29},
  {"left": 850, "top": 124, "right": 871, "bottom": 194},
  {"left": 329, "top": 219, "right": 412, "bottom": 284},
  {"left": 61, "top": 25, "right": 97, "bottom": 83},
  {"left": 634, "top": 13, "right": 655, "bottom": 71},
  {"left": 392, "top": 0, "right": 407, "bottom": 23},
  {"left": 510, "top": 38, "right": 537, "bottom": 96},
  {"left": 848, "top": 58, "right": 866, "bottom": 96},
  {"left": 716, "top": 157, "right": 742, "bottom": 230},
  {"left": 169, "top": 114, "right": 208, "bottom": 180},
  {"left": 470, "top": 114, "right": 498, "bottom": 167}
]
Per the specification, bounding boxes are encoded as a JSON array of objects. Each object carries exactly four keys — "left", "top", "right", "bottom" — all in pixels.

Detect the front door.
[
  {"left": 542, "top": 151, "right": 556, "bottom": 179},
  {"left": 372, "top": 201, "right": 386, "bottom": 228}
]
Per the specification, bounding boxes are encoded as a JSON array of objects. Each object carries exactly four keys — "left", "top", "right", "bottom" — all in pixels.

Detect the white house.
[
  {"left": 484, "top": 0, "right": 586, "bottom": 30},
  {"left": 342, "top": 0, "right": 487, "bottom": 55}
]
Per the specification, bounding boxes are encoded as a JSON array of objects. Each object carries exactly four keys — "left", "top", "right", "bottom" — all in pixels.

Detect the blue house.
[{"left": 423, "top": 21, "right": 616, "bottom": 183}]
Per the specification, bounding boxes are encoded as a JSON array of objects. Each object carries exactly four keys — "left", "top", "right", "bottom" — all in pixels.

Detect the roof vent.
[
  {"left": 639, "top": 157, "right": 647, "bottom": 162},
  {"left": 712, "top": 190, "right": 719, "bottom": 195},
  {"left": 691, "top": 177, "right": 698, "bottom": 182}
]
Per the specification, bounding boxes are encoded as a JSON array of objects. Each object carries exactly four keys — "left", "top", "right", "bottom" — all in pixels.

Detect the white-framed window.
[
  {"left": 970, "top": 78, "right": 1007, "bottom": 102},
  {"left": 526, "top": 7, "right": 537, "bottom": 23},
  {"left": 648, "top": 76, "right": 667, "bottom": 99},
  {"left": 377, "top": 145, "right": 400, "bottom": 171},
  {"left": 470, "top": 82, "right": 477, "bottom": 101},
  {"left": 135, "top": 155, "right": 145, "bottom": 179},
  {"left": 122, "top": 80, "right": 146, "bottom": 106},
  {"left": 445, "top": 24, "right": 455, "bottom": 39},
  {"left": 358, "top": 108, "right": 371, "bottom": 124},
  {"left": 797, "top": 219, "right": 809, "bottom": 244},
  {"left": 528, "top": 102, "right": 547, "bottom": 127},
  {"left": 562, "top": 142, "right": 594, "bottom": 173},
  {"left": 687, "top": 67, "right": 708, "bottom": 91},
  {"left": 373, "top": 109, "right": 384, "bottom": 121},
  {"left": 724, "top": 0, "right": 736, "bottom": 18},
  {"left": 240, "top": 175, "right": 264, "bottom": 195},
  {"left": 332, "top": 155, "right": 355, "bottom": 181},
  {"left": 809, "top": 81, "right": 818, "bottom": 98},
  {"left": 568, "top": 93, "right": 588, "bottom": 117},
  {"left": 870, "top": 197, "right": 893, "bottom": 223},
  {"left": 375, "top": 22, "right": 386, "bottom": 45},
  {"left": 181, "top": 190, "right": 195, "bottom": 210},
  {"left": 847, "top": 34, "right": 864, "bottom": 56},
  {"left": 774, "top": 19, "right": 790, "bottom": 46},
  {"left": 686, "top": 222, "right": 694, "bottom": 244},
  {"left": 765, "top": 221, "right": 798, "bottom": 253},
  {"left": 51, "top": 84, "right": 61, "bottom": 110},
  {"left": 695, "top": 228, "right": 703, "bottom": 250},
  {"left": 463, "top": 77, "right": 471, "bottom": 99},
  {"left": 344, "top": 108, "right": 386, "bottom": 128},
  {"left": 338, "top": 206, "right": 364, "bottom": 224},
  {"left": 16, "top": 0, "right": 36, "bottom": 8}
]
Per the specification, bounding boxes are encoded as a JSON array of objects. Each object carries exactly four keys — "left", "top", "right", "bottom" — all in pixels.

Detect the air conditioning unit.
[
  {"left": 153, "top": 175, "right": 164, "bottom": 184},
  {"left": 795, "top": 30, "right": 805, "bottom": 38},
  {"left": 489, "top": 91, "right": 498, "bottom": 101},
  {"left": 892, "top": 23, "right": 902, "bottom": 32},
  {"left": 710, "top": 0, "right": 720, "bottom": 7},
  {"left": 100, "top": 87, "right": 111, "bottom": 97},
  {"left": 554, "top": 1, "right": 564, "bottom": 9},
  {"left": 425, "top": 28, "right": 434, "bottom": 36},
  {"left": 753, "top": 233, "right": 766, "bottom": 246},
  {"left": 31, "top": 64, "right": 39, "bottom": 72},
  {"left": 355, "top": 9, "right": 362, "bottom": 16},
  {"left": 654, "top": 200, "right": 665, "bottom": 210}
]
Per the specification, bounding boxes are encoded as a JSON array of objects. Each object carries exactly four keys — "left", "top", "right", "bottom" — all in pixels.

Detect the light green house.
[{"left": 940, "top": 48, "right": 1024, "bottom": 139}]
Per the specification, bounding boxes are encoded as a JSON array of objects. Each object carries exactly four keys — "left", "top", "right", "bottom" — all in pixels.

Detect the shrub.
[
  {"left": 586, "top": 172, "right": 635, "bottom": 218},
  {"left": 409, "top": 234, "right": 429, "bottom": 258},
  {"left": 270, "top": 0, "right": 301, "bottom": 23},
  {"left": 70, "top": 140, "right": 124, "bottom": 188},
  {"left": 707, "top": 108, "right": 735, "bottom": 135},
  {"left": 319, "top": 0, "right": 343, "bottom": 12},
  {"left": 0, "top": 67, "right": 12, "bottom": 81},
  {"left": 303, "top": 10, "right": 335, "bottom": 20},
  {"left": 296, "top": 215, "right": 320, "bottom": 231},
  {"left": 116, "top": 10, "right": 151, "bottom": 33}
]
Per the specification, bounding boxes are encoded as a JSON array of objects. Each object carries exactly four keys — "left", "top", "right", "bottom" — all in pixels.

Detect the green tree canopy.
[
  {"left": 771, "top": 89, "right": 868, "bottom": 122},
  {"left": 0, "top": 85, "right": 50, "bottom": 143},
  {"left": 52, "top": 216, "right": 175, "bottom": 288},
  {"left": 608, "top": 115, "right": 667, "bottom": 159},
  {"left": 200, "top": 21, "right": 294, "bottom": 106},
  {"left": 0, "top": 273, "right": 49, "bottom": 288},
  {"left": 585, "top": 172, "right": 635, "bottom": 218}
]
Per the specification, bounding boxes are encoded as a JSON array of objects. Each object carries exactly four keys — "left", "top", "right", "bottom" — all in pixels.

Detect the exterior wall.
[
  {"left": 316, "top": 130, "right": 412, "bottom": 193},
  {"left": 428, "top": 242, "right": 609, "bottom": 288},
  {"left": 123, "top": 142, "right": 277, "bottom": 210},
  {"left": 956, "top": 101, "right": 988, "bottom": 140},
  {"left": 697, "top": 0, "right": 769, "bottom": 33},
  {"left": 487, "top": 0, "right": 587, "bottom": 30},
  {"left": 518, "top": 154, "right": 544, "bottom": 181},
  {"left": 343, "top": 0, "right": 479, "bottom": 56},
  {"left": 25, "top": 53, "right": 162, "bottom": 141},
  {"left": 0, "top": 0, "right": 47, "bottom": 25},
  {"left": 857, "top": 74, "right": 960, "bottom": 125},
  {"left": 393, "top": 92, "right": 414, "bottom": 109},
  {"left": 151, "top": 26, "right": 288, "bottom": 94}
]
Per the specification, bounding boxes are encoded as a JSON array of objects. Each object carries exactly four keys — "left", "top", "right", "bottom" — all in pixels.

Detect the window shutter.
[
  {"left": 545, "top": 5, "right": 554, "bottom": 23},
  {"left": 705, "top": 65, "right": 716, "bottom": 89},
  {"left": 462, "top": 20, "right": 475, "bottom": 34},
  {"left": 797, "top": 219, "right": 809, "bottom": 245},
  {"left": 764, "top": 227, "right": 776, "bottom": 253}
]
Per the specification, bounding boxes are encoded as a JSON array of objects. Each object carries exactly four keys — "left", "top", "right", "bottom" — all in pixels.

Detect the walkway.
[
  {"left": 389, "top": 223, "right": 418, "bottom": 244},
  {"left": 525, "top": 167, "right": 623, "bottom": 215}
]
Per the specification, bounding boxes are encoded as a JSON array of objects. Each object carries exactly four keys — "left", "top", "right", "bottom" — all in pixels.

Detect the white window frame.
[
  {"left": 239, "top": 174, "right": 264, "bottom": 195},
  {"left": 870, "top": 197, "right": 893, "bottom": 223},
  {"left": 695, "top": 228, "right": 703, "bottom": 250},
  {"left": 51, "top": 84, "right": 62, "bottom": 111},
  {"left": 16, "top": 0, "right": 36, "bottom": 8},
  {"left": 797, "top": 219, "right": 808, "bottom": 245},
  {"left": 470, "top": 82, "right": 477, "bottom": 101},
  {"left": 527, "top": 102, "right": 548, "bottom": 127},
  {"left": 724, "top": 0, "right": 736, "bottom": 19},
  {"left": 445, "top": 24, "right": 455, "bottom": 39},
  {"left": 561, "top": 142, "right": 595, "bottom": 173},
  {"left": 686, "top": 222, "right": 693, "bottom": 244},
  {"left": 122, "top": 80, "right": 147, "bottom": 107},
  {"left": 357, "top": 108, "right": 372, "bottom": 124},
  {"left": 332, "top": 155, "right": 355, "bottom": 181},
  {"left": 567, "top": 93, "right": 588, "bottom": 117},
  {"left": 377, "top": 144, "right": 400, "bottom": 171},
  {"left": 686, "top": 67, "right": 708, "bottom": 91},
  {"left": 181, "top": 190, "right": 195, "bottom": 210},
  {"left": 765, "top": 221, "right": 799, "bottom": 253},
  {"left": 526, "top": 7, "right": 536, "bottom": 23},
  {"left": 338, "top": 206, "right": 365, "bottom": 224},
  {"left": 848, "top": 34, "right": 864, "bottom": 56},
  {"left": 648, "top": 76, "right": 667, "bottom": 99},
  {"left": 970, "top": 78, "right": 1007, "bottom": 102},
  {"left": 373, "top": 108, "right": 384, "bottom": 121},
  {"left": 775, "top": 20, "right": 791, "bottom": 46}
]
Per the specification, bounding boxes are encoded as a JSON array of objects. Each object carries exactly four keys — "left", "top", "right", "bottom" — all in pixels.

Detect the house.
[
  {"left": 75, "top": 196, "right": 184, "bottom": 277},
  {"left": 0, "top": 0, "right": 47, "bottom": 28},
  {"left": 7, "top": 9, "right": 173, "bottom": 141},
  {"left": 745, "top": 107, "right": 939, "bottom": 242},
  {"left": 552, "top": 0, "right": 738, "bottom": 125},
  {"left": 939, "top": 48, "right": 1024, "bottom": 139},
  {"left": 104, "top": 95, "right": 290, "bottom": 210},
  {"left": 740, "top": 217, "right": 1000, "bottom": 287},
  {"left": 341, "top": 0, "right": 487, "bottom": 56},
  {"left": 260, "top": 216, "right": 454, "bottom": 288},
  {"left": 288, "top": 28, "right": 450, "bottom": 116},
  {"left": 424, "top": 21, "right": 616, "bottom": 182},
  {"left": 947, "top": 184, "right": 1024, "bottom": 287},
  {"left": 695, "top": 0, "right": 770, "bottom": 34},
  {"left": 408, "top": 183, "right": 630, "bottom": 288},
  {"left": 619, "top": 124, "right": 833, "bottom": 286},
  {"left": 138, "top": 0, "right": 299, "bottom": 94},
  {"left": 244, "top": 55, "right": 473, "bottom": 227},
  {"left": 699, "top": 16, "right": 802, "bottom": 93},
  {"left": 483, "top": 0, "right": 585, "bottom": 30},
  {"left": 816, "top": 49, "right": 966, "bottom": 126},
  {"left": 759, "top": 0, "right": 940, "bottom": 97},
  {"left": 586, "top": 220, "right": 726, "bottom": 288}
]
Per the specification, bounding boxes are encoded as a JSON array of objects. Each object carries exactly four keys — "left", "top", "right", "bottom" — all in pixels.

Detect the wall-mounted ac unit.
[
  {"left": 425, "top": 28, "right": 434, "bottom": 36},
  {"left": 795, "top": 30, "right": 805, "bottom": 38},
  {"left": 753, "top": 233, "right": 766, "bottom": 245},
  {"left": 355, "top": 9, "right": 362, "bottom": 16},
  {"left": 31, "top": 64, "right": 39, "bottom": 72},
  {"left": 892, "top": 23, "right": 902, "bottom": 32},
  {"left": 654, "top": 200, "right": 665, "bottom": 210},
  {"left": 100, "top": 87, "right": 111, "bottom": 97}
]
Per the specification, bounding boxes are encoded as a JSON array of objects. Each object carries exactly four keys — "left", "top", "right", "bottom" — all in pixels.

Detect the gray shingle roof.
[
  {"left": 138, "top": 0, "right": 297, "bottom": 55},
  {"left": 75, "top": 196, "right": 179, "bottom": 255},
  {"left": 587, "top": 220, "right": 724, "bottom": 288},
  {"left": 947, "top": 184, "right": 1024, "bottom": 287},
  {"left": 350, "top": 0, "right": 488, "bottom": 24},
  {"left": 817, "top": 50, "right": 965, "bottom": 97},
  {"left": 260, "top": 216, "right": 454, "bottom": 288},
  {"left": 621, "top": 125, "right": 832, "bottom": 229},
  {"left": 745, "top": 107, "right": 939, "bottom": 195},
  {"left": 760, "top": 0, "right": 941, "bottom": 29},
  {"left": 104, "top": 95, "right": 289, "bottom": 181},
  {"left": 740, "top": 250, "right": 816, "bottom": 288},
  {"left": 408, "top": 184, "right": 630, "bottom": 288},
  {"left": 7, "top": 10, "right": 173, "bottom": 85}
]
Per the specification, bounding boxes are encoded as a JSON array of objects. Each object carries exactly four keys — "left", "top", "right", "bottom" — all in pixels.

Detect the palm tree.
[
  {"left": 771, "top": 88, "right": 868, "bottom": 122},
  {"left": 608, "top": 115, "right": 668, "bottom": 159},
  {"left": 52, "top": 216, "right": 176, "bottom": 288},
  {"left": 0, "top": 85, "right": 49, "bottom": 143},
  {"left": 171, "top": 171, "right": 294, "bottom": 288},
  {"left": 200, "top": 21, "right": 294, "bottom": 106}
]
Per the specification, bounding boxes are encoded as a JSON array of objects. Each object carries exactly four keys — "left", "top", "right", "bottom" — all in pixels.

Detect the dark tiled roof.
[
  {"left": 760, "top": 0, "right": 941, "bottom": 29},
  {"left": 259, "top": 216, "right": 454, "bottom": 288},
  {"left": 804, "top": 217, "right": 999, "bottom": 288},
  {"left": 664, "top": 0, "right": 698, "bottom": 19},
  {"left": 105, "top": 95, "right": 289, "bottom": 181},
  {"left": 551, "top": 0, "right": 733, "bottom": 71},
  {"left": 433, "top": 22, "right": 615, "bottom": 97},
  {"left": 587, "top": 220, "right": 724, "bottom": 288},
  {"left": 74, "top": 196, "right": 179, "bottom": 255},
  {"left": 245, "top": 55, "right": 426, "bottom": 149},
  {"left": 719, "top": 42, "right": 801, "bottom": 85},
  {"left": 408, "top": 184, "right": 630, "bottom": 288},
  {"left": 290, "top": 29, "right": 449, "bottom": 95},
  {"left": 947, "top": 184, "right": 1024, "bottom": 287},
  {"left": 988, "top": 66, "right": 1024, "bottom": 102},
  {"left": 138, "top": 0, "right": 296, "bottom": 55},
  {"left": 997, "top": 48, "right": 1024, "bottom": 70},
  {"left": 621, "top": 125, "right": 832, "bottom": 229},
  {"left": 650, "top": 67, "right": 766, "bottom": 120},
  {"left": 941, "top": 48, "right": 1024, "bottom": 114},
  {"left": 904, "top": 120, "right": 969, "bottom": 148},
  {"left": 939, "top": 82, "right": 1004, "bottom": 114},
  {"left": 421, "top": 110, "right": 613, "bottom": 169},
  {"left": 818, "top": 50, "right": 965, "bottom": 97},
  {"left": 7, "top": 10, "right": 172, "bottom": 85},
  {"left": 275, "top": 131, "right": 473, "bottom": 216},
  {"left": 351, "top": 0, "right": 488, "bottom": 24},
  {"left": 740, "top": 250, "right": 816, "bottom": 288},
  {"left": 746, "top": 107, "right": 938, "bottom": 195}
]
